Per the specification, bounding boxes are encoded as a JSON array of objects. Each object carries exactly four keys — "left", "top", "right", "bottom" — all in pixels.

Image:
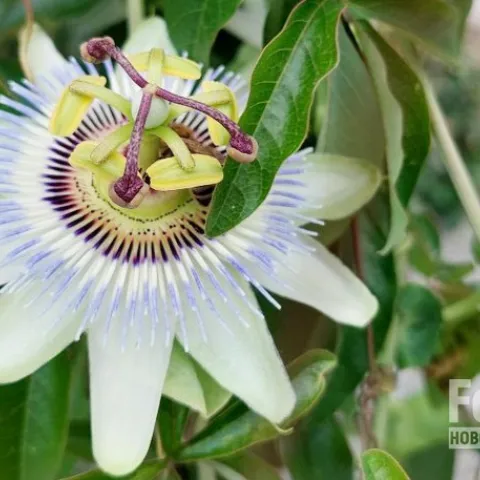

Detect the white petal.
[
  {"left": 225, "top": 0, "right": 267, "bottom": 48},
  {"left": 179, "top": 270, "right": 295, "bottom": 424},
  {"left": 243, "top": 236, "right": 378, "bottom": 327},
  {"left": 122, "top": 16, "right": 177, "bottom": 55},
  {"left": 0, "top": 287, "right": 79, "bottom": 383},
  {"left": 0, "top": 265, "right": 23, "bottom": 285},
  {"left": 18, "top": 23, "right": 68, "bottom": 87},
  {"left": 273, "top": 153, "right": 382, "bottom": 221},
  {"left": 302, "top": 154, "right": 382, "bottom": 220},
  {"left": 88, "top": 317, "right": 174, "bottom": 476}
]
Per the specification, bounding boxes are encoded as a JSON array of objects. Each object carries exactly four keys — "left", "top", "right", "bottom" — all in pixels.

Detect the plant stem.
[
  {"left": 424, "top": 76, "right": 480, "bottom": 244},
  {"left": 127, "top": 0, "right": 145, "bottom": 35},
  {"left": 112, "top": 91, "right": 151, "bottom": 203},
  {"left": 352, "top": 217, "right": 378, "bottom": 450},
  {"left": 352, "top": 217, "right": 377, "bottom": 374},
  {"left": 154, "top": 424, "right": 164, "bottom": 459},
  {"left": 443, "top": 290, "right": 480, "bottom": 328}
]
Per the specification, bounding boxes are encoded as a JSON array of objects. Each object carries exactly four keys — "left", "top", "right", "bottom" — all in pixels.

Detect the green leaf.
[
  {"left": 0, "top": 0, "right": 99, "bottom": 32},
  {"left": 318, "top": 24, "right": 385, "bottom": 167},
  {"left": 383, "top": 390, "right": 451, "bottom": 458},
  {"left": 448, "top": 0, "right": 473, "bottom": 35},
  {"left": 158, "top": 398, "right": 189, "bottom": 456},
  {"left": 408, "top": 217, "right": 441, "bottom": 276},
  {"left": 206, "top": 0, "right": 342, "bottom": 236},
  {"left": 263, "top": 0, "right": 299, "bottom": 44},
  {"left": 159, "top": 468, "right": 183, "bottom": 480},
  {"left": 61, "top": 460, "right": 167, "bottom": 480},
  {"left": 282, "top": 416, "right": 353, "bottom": 480},
  {"left": 472, "top": 237, "right": 480, "bottom": 263},
  {"left": 357, "top": 23, "right": 430, "bottom": 254},
  {"left": 361, "top": 449, "right": 410, "bottom": 480},
  {"left": 396, "top": 284, "right": 442, "bottom": 368},
  {"left": 0, "top": 350, "right": 75, "bottom": 480},
  {"left": 348, "top": 0, "right": 462, "bottom": 60},
  {"left": 409, "top": 215, "right": 474, "bottom": 281},
  {"left": 402, "top": 444, "right": 454, "bottom": 480},
  {"left": 163, "top": 0, "right": 242, "bottom": 65},
  {"left": 219, "top": 452, "right": 282, "bottom": 480},
  {"left": 67, "top": 421, "right": 93, "bottom": 462},
  {"left": 177, "top": 350, "right": 336, "bottom": 461}
]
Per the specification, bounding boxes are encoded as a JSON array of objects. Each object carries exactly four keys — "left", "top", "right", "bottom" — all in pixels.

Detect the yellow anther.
[
  {"left": 49, "top": 76, "right": 107, "bottom": 137},
  {"left": 147, "top": 154, "right": 223, "bottom": 191},
  {"left": 128, "top": 50, "right": 201, "bottom": 80},
  {"left": 70, "top": 141, "right": 125, "bottom": 181},
  {"left": 149, "top": 125, "right": 196, "bottom": 172},
  {"left": 90, "top": 124, "right": 133, "bottom": 164},
  {"left": 201, "top": 81, "right": 239, "bottom": 146}
]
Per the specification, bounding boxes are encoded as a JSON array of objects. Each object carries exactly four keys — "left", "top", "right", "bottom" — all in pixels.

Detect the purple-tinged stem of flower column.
[
  {"left": 109, "top": 92, "right": 152, "bottom": 207},
  {"left": 81, "top": 37, "right": 258, "bottom": 162}
]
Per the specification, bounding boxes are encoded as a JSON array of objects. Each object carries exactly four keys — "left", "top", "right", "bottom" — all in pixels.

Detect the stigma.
[{"left": 49, "top": 37, "right": 258, "bottom": 209}]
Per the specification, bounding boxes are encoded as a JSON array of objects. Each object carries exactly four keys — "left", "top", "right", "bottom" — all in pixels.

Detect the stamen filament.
[
  {"left": 91, "top": 124, "right": 133, "bottom": 164},
  {"left": 150, "top": 125, "right": 195, "bottom": 171},
  {"left": 69, "top": 80, "right": 132, "bottom": 119}
]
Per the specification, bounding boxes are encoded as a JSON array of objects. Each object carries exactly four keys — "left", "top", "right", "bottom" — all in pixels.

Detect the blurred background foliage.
[{"left": 1, "top": 0, "right": 480, "bottom": 479}]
